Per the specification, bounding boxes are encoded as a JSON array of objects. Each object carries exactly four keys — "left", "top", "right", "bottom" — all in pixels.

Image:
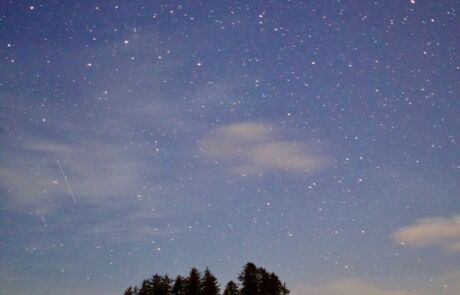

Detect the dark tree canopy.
[
  {"left": 223, "top": 281, "right": 240, "bottom": 295},
  {"left": 238, "top": 262, "right": 259, "bottom": 295},
  {"left": 187, "top": 267, "right": 201, "bottom": 295},
  {"left": 201, "top": 267, "right": 220, "bottom": 295},
  {"left": 125, "top": 262, "right": 288, "bottom": 295},
  {"left": 139, "top": 279, "right": 154, "bottom": 295},
  {"left": 238, "top": 262, "right": 290, "bottom": 295},
  {"left": 124, "top": 286, "right": 134, "bottom": 295},
  {"left": 172, "top": 275, "right": 186, "bottom": 295},
  {"left": 151, "top": 274, "right": 172, "bottom": 295}
]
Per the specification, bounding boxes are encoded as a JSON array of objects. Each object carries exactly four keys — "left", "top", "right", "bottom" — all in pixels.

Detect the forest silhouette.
[{"left": 123, "top": 262, "right": 289, "bottom": 295}]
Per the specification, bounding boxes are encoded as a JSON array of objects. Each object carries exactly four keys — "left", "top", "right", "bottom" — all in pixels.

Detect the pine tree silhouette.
[
  {"left": 201, "top": 267, "right": 220, "bottom": 295},
  {"left": 238, "top": 262, "right": 290, "bottom": 295},
  {"left": 223, "top": 281, "right": 240, "bottom": 295},
  {"left": 123, "top": 262, "right": 288, "bottom": 295},
  {"left": 186, "top": 267, "right": 201, "bottom": 295},
  {"left": 172, "top": 275, "right": 186, "bottom": 295},
  {"left": 139, "top": 278, "right": 154, "bottom": 295},
  {"left": 151, "top": 274, "right": 172, "bottom": 295},
  {"left": 238, "top": 262, "right": 259, "bottom": 295},
  {"left": 124, "top": 286, "right": 134, "bottom": 295}
]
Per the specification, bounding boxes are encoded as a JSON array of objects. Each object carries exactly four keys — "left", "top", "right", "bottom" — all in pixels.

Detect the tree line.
[{"left": 123, "top": 262, "right": 289, "bottom": 295}]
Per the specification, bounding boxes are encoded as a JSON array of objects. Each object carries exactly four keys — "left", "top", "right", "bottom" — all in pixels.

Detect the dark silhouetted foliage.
[
  {"left": 201, "top": 267, "right": 220, "bottom": 295},
  {"left": 124, "top": 262, "right": 288, "bottom": 295},
  {"left": 124, "top": 286, "right": 135, "bottom": 295},
  {"left": 186, "top": 267, "right": 201, "bottom": 295},
  {"left": 139, "top": 279, "right": 154, "bottom": 295},
  {"left": 238, "top": 262, "right": 289, "bottom": 295},
  {"left": 172, "top": 275, "right": 186, "bottom": 295},
  {"left": 223, "top": 281, "right": 240, "bottom": 295},
  {"left": 238, "top": 262, "right": 258, "bottom": 295}
]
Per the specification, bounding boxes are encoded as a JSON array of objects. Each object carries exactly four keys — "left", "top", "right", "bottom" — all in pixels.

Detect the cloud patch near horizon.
[
  {"left": 199, "top": 122, "right": 329, "bottom": 175},
  {"left": 393, "top": 215, "right": 460, "bottom": 252},
  {"left": 293, "top": 274, "right": 460, "bottom": 295},
  {"left": 293, "top": 279, "right": 416, "bottom": 295}
]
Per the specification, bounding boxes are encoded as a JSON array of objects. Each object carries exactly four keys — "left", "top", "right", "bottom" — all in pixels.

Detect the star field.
[{"left": 1, "top": 1, "right": 459, "bottom": 294}]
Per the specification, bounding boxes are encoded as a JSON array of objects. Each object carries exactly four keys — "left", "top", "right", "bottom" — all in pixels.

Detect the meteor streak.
[{"left": 57, "top": 160, "right": 77, "bottom": 204}]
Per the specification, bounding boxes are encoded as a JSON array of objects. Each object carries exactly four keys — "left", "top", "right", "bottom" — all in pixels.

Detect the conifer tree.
[
  {"left": 259, "top": 268, "right": 271, "bottom": 295},
  {"left": 162, "top": 275, "right": 173, "bottom": 295},
  {"left": 238, "top": 263, "right": 290, "bottom": 295},
  {"left": 238, "top": 262, "right": 259, "bottom": 295},
  {"left": 223, "top": 281, "right": 239, "bottom": 295},
  {"left": 151, "top": 274, "right": 172, "bottom": 295},
  {"left": 152, "top": 274, "right": 164, "bottom": 293},
  {"left": 124, "top": 286, "right": 134, "bottom": 295},
  {"left": 123, "top": 262, "right": 288, "bottom": 295},
  {"left": 173, "top": 275, "right": 186, "bottom": 295},
  {"left": 139, "top": 278, "right": 154, "bottom": 295},
  {"left": 186, "top": 267, "right": 201, "bottom": 295},
  {"left": 281, "top": 282, "right": 289, "bottom": 295},
  {"left": 201, "top": 267, "right": 220, "bottom": 295}
]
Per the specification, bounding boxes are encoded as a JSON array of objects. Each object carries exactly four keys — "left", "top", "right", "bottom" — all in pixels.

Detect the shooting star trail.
[{"left": 57, "top": 160, "right": 77, "bottom": 204}]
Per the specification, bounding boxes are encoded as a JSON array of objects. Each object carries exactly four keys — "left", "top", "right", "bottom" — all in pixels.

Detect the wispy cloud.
[
  {"left": 393, "top": 215, "right": 460, "bottom": 252},
  {"left": 0, "top": 80, "right": 197, "bottom": 246},
  {"left": 80, "top": 212, "right": 182, "bottom": 242},
  {"left": 0, "top": 98, "right": 197, "bottom": 243},
  {"left": 199, "top": 122, "right": 329, "bottom": 175},
  {"left": 293, "top": 279, "right": 416, "bottom": 295},
  {"left": 0, "top": 31, "right": 246, "bottom": 244},
  {"left": 1, "top": 139, "right": 151, "bottom": 212},
  {"left": 293, "top": 274, "right": 460, "bottom": 295}
]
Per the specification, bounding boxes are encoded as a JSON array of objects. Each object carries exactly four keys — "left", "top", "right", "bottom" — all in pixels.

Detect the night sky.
[{"left": 1, "top": 1, "right": 459, "bottom": 294}]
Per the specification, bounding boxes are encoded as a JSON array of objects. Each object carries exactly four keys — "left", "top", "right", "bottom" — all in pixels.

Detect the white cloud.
[
  {"left": 1, "top": 31, "right": 262, "bottom": 248},
  {"left": 293, "top": 279, "right": 416, "bottom": 295},
  {"left": 292, "top": 275, "right": 460, "bottom": 295},
  {"left": 0, "top": 140, "right": 149, "bottom": 213},
  {"left": 80, "top": 212, "right": 182, "bottom": 242},
  {"left": 445, "top": 240, "right": 460, "bottom": 252},
  {"left": 393, "top": 215, "right": 460, "bottom": 252},
  {"left": 199, "top": 122, "right": 328, "bottom": 174}
]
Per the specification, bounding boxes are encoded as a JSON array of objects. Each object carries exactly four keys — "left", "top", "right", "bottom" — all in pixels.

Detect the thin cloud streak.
[
  {"left": 292, "top": 274, "right": 460, "bottom": 295},
  {"left": 293, "top": 279, "right": 416, "bottom": 295},
  {"left": 199, "top": 121, "right": 329, "bottom": 175},
  {"left": 393, "top": 215, "right": 460, "bottom": 252}
]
